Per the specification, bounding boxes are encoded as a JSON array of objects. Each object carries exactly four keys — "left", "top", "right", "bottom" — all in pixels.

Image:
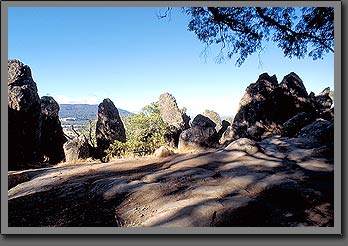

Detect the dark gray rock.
[
  {"left": 96, "top": 98, "right": 126, "bottom": 154},
  {"left": 40, "top": 96, "right": 67, "bottom": 164},
  {"left": 202, "top": 110, "right": 222, "bottom": 133},
  {"left": 219, "top": 126, "right": 236, "bottom": 145},
  {"left": 8, "top": 60, "right": 42, "bottom": 170},
  {"left": 63, "top": 136, "right": 90, "bottom": 162},
  {"left": 297, "top": 119, "right": 334, "bottom": 149},
  {"left": 178, "top": 126, "right": 218, "bottom": 149},
  {"left": 232, "top": 72, "right": 317, "bottom": 141},
  {"left": 314, "top": 87, "right": 333, "bottom": 111},
  {"left": 319, "top": 107, "right": 334, "bottom": 121},
  {"left": 281, "top": 112, "right": 316, "bottom": 137},
  {"left": 191, "top": 114, "right": 216, "bottom": 128}
]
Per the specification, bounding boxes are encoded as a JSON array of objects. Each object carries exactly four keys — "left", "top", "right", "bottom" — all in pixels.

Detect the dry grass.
[{"left": 54, "top": 158, "right": 100, "bottom": 167}]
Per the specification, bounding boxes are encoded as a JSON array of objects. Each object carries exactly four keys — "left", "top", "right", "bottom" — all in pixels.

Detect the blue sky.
[{"left": 8, "top": 7, "right": 334, "bottom": 117}]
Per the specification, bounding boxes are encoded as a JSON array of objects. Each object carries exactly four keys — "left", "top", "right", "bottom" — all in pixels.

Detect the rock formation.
[
  {"left": 231, "top": 72, "right": 323, "bottom": 141},
  {"left": 8, "top": 60, "right": 43, "bottom": 170},
  {"left": 157, "top": 92, "right": 190, "bottom": 147},
  {"left": 202, "top": 109, "right": 222, "bottom": 133},
  {"left": 178, "top": 114, "right": 219, "bottom": 149},
  {"left": 8, "top": 60, "right": 68, "bottom": 169},
  {"left": 281, "top": 112, "right": 316, "bottom": 137},
  {"left": 40, "top": 96, "right": 67, "bottom": 164},
  {"left": 96, "top": 98, "right": 126, "bottom": 155},
  {"left": 63, "top": 136, "right": 90, "bottom": 162}
]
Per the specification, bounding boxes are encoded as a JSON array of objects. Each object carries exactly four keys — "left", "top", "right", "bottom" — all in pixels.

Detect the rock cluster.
[
  {"left": 228, "top": 72, "right": 333, "bottom": 143},
  {"left": 8, "top": 60, "right": 66, "bottom": 170}
]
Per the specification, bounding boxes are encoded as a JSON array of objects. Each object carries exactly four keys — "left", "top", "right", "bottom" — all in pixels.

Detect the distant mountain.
[{"left": 59, "top": 104, "right": 133, "bottom": 120}]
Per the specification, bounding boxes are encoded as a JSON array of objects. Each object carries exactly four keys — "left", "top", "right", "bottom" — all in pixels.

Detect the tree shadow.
[{"left": 7, "top": 140, "right": 334, "bottom": 228}]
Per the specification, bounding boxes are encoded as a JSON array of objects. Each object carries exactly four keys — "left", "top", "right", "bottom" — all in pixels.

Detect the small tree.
[{"left": 105, "top": 102, "right": 168, "bottom": 159}]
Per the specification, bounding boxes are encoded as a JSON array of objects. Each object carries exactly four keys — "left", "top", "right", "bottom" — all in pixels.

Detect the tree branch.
[{"left": 255, "top": 7, "right": 334, "bottom": 53}]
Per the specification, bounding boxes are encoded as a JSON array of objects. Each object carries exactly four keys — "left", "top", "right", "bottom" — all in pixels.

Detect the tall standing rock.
[
  {"left": 40, "top": 96, "right": 67, "bottom": 164},
  {"left": 157, "top": 92, "right": 190, "bottom": 147},
  {"left": 96, "top": 98, "right": 126, "bottom": 155},
  {"left": 232, "top": 72, "right": 316, "bottom": 141},
  {"left": 232, "top": 73, "right": 279, "bottom": 140},
  {"left": 8, "top": 60, "right": 42, "bottom": 170}
]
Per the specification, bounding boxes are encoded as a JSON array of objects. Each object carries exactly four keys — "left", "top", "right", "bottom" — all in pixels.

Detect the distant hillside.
[
  {"left": 59, "top": 104, "right": 133, "bottom": 120},
  {"left": 59, "top": 104, "right": 134, "bottom": 138}
]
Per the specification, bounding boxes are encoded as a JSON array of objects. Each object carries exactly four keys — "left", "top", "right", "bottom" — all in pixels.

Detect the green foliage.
[
  {"left": 161, "top": 7, "right": 334, "bottom": 66},
  {"left": 105, "top": 102, "right": 168, "bottom": 159}
]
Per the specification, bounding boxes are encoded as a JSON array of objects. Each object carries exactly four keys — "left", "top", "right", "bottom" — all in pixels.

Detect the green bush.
[{"left": 105, "top": 102, "right": 168, "bottom": 159}]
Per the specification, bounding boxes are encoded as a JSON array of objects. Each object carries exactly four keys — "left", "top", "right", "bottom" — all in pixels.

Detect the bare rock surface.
[
  {"left": 40, "top": 96, "right": 67, "bottom": 164},
  {"left": 8, "top": 137, "right": 333, "bottom": 227},
  {"left": 8, "top": 60, "right": 42, "bottom": 170},
  {"left": 96, "top": 98, "right": 126, "bottom": 155}
]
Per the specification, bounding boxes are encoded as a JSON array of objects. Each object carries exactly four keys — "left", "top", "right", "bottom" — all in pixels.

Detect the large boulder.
[
  {"left": 8, "top": 60, "right": 42, "bottom": 170},
  {"left": 63, "top": 136, "right": 90, "bottom": 162},
  {"left": 178, "top": 114, "right": 219, "bottom": 149},
  {"left": 40, "top": 96, "right": 67, "bottom": 164},
  {"left": 313, "top": 87, "right": 333, "bottom": 111},
  {"left": 191, "top": 114, "right": 216, "bottom": 128},
  {"left": 232, "top": 72, "right": 317, "bottom": 141},
  {"left": 219, "top": 126, "right": 235, "bottom": 145},
  {"left": 157, "top": 92, "right": 190, "bottom": 147},
  {"left": 232, "top": 73, "right": 279, "bottom": 140},
  {"left": 178, "top": 126, "right": 218, "bottom": 150},
  {"left": 296, "top": 119, "right": 334, "bottom": 149},
  {"left": 281, "top": 112, "right": 316, "bottom": 137},
  {"left": 96, "top": 98, "right": 126, "bottom": 154},
  {"left": 202, "top": 110, "right": 222, "bottom": 133}
]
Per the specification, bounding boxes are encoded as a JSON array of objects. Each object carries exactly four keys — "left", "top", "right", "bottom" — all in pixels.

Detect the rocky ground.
[{"left": 8, "top": 135, "right": 334, "bottom": 227}]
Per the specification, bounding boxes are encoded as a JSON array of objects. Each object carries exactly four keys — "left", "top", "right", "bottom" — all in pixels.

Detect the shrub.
[{"left": 105, "top": 102, "right": 168, "bottom": 159}]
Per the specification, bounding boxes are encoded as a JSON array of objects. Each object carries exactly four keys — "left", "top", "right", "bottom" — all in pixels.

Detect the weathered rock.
[
  {"left": 157, "top": 93, "right": 190, "bottom": 147},
  {"left": 281, "top": 112, "right": 316, "bottom": 137},
  {"left": 157, "top": 92, "right": 187, "bottom": 130},
  {"left": 232, "top": 72, "right": 317, "bottom": 141},
  {"left": 202, "top": 110, "right": 223, "bottom": 133},
  {"left": 319, "top": 107, "right": 334, "bottom": 121},
  {"left": 40, "top": 96, "right": 67, "bottom": 164},
  {"left": 297, "top": 119, "right": 334, "bottom": 149},
  {"left": 8, "top": 60, "right": 42, "bottom": 170},
  {"left": 314, "top": 87, "right": 333, "bottom": 111},
  {"left": 269, "top": 72, "right": 315, "bottom": 123},
  {"left": 63, "top": 136, "right": 90, "bottom": 161},
  {"left": 154, "top": 146, "right": 175, "bottom": 158},
  {"left": 191, "top": 114, "right": 216, "bottom": 128},
  {"left": 232, "top": 73, "right": 278, "bottom": 139},
  {"left": 96, "top": 98, "right": 126, "bottom": 154},
  {"left": 219, "top": 126, "right": 236, "bottom": 145},
  {"left": 225, "top": 138, "right": 261, "bottom": 155},
  {"left": 8, "top": 137, "right": 333, "bottom": 227},
  {"left": 218, "top": 119, "right": 231, "bottom": 139},
  {"left": 163, "top": 125, "right": 182, "bottom": 148},
  {"left": 178, "top": 126, "right": 218, "bottom": 149}
]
